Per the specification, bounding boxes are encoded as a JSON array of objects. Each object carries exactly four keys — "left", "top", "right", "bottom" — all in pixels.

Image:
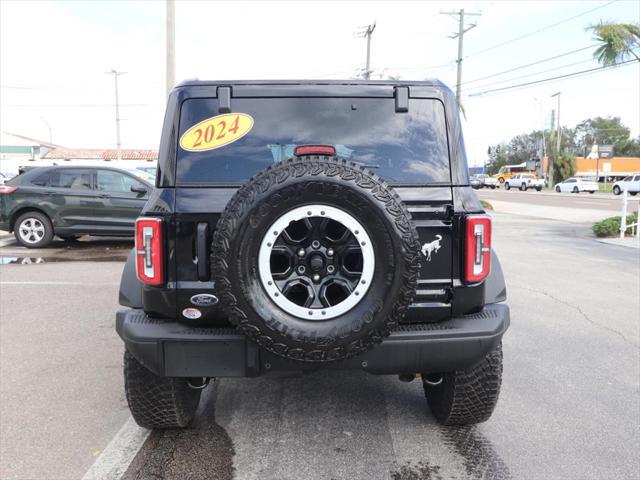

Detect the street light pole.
[
  {"left": 166, "top": 0, "right": 175, "bottom": 97},
  {"left": 105, "top": 69, "right": 126, "bottom": 161},
  {"left": 550, "top": 91, "right": 561, "bottom": 188}
]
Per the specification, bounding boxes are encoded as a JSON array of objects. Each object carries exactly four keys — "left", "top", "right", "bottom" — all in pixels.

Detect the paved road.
[
  {"left": 1, "top": 215, "right": 639, "bottom": 480},
  {"left": 476, "top": 188, "right": 634, "bottom": 214}
]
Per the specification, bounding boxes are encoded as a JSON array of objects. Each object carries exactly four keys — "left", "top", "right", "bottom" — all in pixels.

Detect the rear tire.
[
  {"left": 589, "top": 191, "right": 595, "bottom": 194},
  {"left": 630, "top": 192, "right": 637, "bottom": 196},
  {"left": 14, "top": 211, "right": 54, "bottom": 248},
  {"left": 423, "top": 343, "right": 503, "bottom": 426},
  {"left": 535, "top": 186, "right": 542, "bottom": 192},
  {"left": 572, "top": 187, "right": 579, "bottom": 193},
  {"left": 124, "top": 350, "right": 202, "bottom": 429}
]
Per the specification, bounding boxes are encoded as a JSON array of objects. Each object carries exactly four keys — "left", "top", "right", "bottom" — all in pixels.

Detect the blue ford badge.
[{"left": 190, "top": 294, "right": 219, "bottom": 307}]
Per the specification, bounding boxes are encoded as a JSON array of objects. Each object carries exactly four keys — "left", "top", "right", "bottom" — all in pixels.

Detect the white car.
[
  {"left": 555, "top": 177, "right": 598, "bottom": 194},
  {"left": 612, "top": 174, "right": 640, "bottom": 196},
  {"left": 505, "top": 174, "right": 544, "bottom": 191},
  {"left": 477, "top": 174, "right": 499, "bottom": 189}
]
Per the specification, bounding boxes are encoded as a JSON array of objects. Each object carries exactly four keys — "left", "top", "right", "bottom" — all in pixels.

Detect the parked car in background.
[
  {"left": 555, "top": 177, "right": 598, "bottom": 194},
  {"left": 612, "top": 174, "right": 640, "bottom": 196},
  {"left": 470, "top": 174, "right": 483, "bottom": 189},
  {"left": 477, "top": 174, "right": 498, "bottom": 189},
  {"left": 505, "top": 173, "right": 544, "bottom": 191},
  {"left": 0, "top": 166, "right": 152, "bottom": 247}
]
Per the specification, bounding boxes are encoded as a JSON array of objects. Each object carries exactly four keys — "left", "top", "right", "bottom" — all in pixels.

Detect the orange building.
[{"left": 575, "top": 157, "right": 640, "bottom": 180}]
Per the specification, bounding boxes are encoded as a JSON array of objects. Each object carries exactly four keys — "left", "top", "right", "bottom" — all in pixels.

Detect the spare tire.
[{"left": 211, "top": 157, "right": 420, "bottom": 362}]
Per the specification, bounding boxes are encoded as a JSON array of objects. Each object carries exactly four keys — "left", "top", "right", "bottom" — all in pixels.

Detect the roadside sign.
[{"left": 598, "top": 145, "right": 613, "bottom": 159}]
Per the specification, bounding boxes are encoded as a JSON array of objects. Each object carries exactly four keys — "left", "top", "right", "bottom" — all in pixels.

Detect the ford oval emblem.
[{"left": 190, "top": 294, "right": 219, "bottom": 307}]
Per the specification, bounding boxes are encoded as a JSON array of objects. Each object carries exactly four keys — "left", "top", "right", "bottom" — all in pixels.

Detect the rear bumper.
[{"left": 116, "top": 303, "right": 510, "bottom": 377}]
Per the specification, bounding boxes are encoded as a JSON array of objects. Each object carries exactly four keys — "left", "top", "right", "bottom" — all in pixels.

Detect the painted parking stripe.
[{"left": 81, "top": 416, "right": 150, "bottom": 480}]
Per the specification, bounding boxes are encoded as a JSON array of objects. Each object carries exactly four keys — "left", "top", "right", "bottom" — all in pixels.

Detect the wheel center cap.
[{"left": 309, "top": 254, "right": 325, "bottom": 272}]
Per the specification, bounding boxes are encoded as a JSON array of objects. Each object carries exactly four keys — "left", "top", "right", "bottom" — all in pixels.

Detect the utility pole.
[
  {"left": 355, "top": 22, "right": 376, "bottom": 80},
  {"left": 550, "top": 91, "right": 561, "bottom": 187},
  {"left": 441, "top": 9, "right": 481, "bottom": 108},
  {"left": 105, "top": 69, "right": 126, "bottom": 161},
  {"left": 166, "top": 0, "right": 175, "bottom": 97},
  {"left": 40, "top": 117, "right": 52, "bottom": 144}
]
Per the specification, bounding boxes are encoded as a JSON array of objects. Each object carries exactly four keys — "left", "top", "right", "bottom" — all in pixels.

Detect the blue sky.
[{"left": 1, "top": 0, "right": 638, "bottom": 166}]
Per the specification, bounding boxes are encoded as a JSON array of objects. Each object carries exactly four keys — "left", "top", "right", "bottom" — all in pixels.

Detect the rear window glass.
[
  {"left": 176, "top": 97, "right": 450, "bottom": 185},
  {"left": 50, "top": 169, "right": 92, "bottom": 189}
]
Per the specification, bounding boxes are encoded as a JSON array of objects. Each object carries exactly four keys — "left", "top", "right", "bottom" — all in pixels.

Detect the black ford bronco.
[{"left": 117, "top": 80, "right": 509, "bottom": 429}]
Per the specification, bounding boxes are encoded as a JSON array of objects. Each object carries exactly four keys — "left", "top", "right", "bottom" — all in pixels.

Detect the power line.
[
  {"left": 467, "top": 59, "right": 636, "bottom": 97},
  {"left": 464, "top": 0, "right": 619, "bottom": 59},
  {"left": 462, "top": 45, "right": 596, "bottom": 86},
  {"left": 468, "top": 57, "right": 595, "bottom": 91}
]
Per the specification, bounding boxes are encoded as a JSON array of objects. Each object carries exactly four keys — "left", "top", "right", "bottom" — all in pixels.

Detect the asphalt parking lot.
[{"left": 1, "top": 208, "right": 639, "bottom": 480}]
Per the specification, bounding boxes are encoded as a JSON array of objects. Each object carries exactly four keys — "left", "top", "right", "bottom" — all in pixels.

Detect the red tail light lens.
[
  {"left": 294, "top": 145, "right": 336, "bottom": 156},
  {"left": 0, "top": 185, "right": 16, "bottom": 195},
  {"left": 464, "top": 215, "right": 491, "bottom": 284},
  {"left": 135, "top": 217, "right": 164, "bottom": 286}
]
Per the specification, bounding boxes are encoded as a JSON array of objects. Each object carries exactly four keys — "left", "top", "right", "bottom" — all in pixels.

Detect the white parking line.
[{"left": 81, "top": 416, "right": 150, "bottom": 480}]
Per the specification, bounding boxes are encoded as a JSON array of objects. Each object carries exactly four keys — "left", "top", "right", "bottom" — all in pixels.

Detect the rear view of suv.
[{"left": 116, "top": 80, "right": 509, "bottom": 429}]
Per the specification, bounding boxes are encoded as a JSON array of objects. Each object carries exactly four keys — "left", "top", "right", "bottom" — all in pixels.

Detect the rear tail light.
[
  {"left": 294, "top": 145, "right": 336, "bottom": 156},
  {"left": 0, "top": 185, "right": 16, "bottom": 194},
  {"left": 464, "top": 215, "right": 491, "bottom": 284},
  {"left": 135, "top": 217, "right": 164, "bottom": 286}
]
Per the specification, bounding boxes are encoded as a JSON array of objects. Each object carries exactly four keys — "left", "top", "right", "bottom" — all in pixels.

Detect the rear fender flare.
[
  {"left": 119, "top": 249, "right": 143, "bottom": 308},
  {"left": 485, "top": 250, "right": 506, "bottom": 304}
]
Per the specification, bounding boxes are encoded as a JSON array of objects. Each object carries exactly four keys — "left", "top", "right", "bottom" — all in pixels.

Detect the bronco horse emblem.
[{"left": 421, "top": 235, "right": 442, "bottom": 262}]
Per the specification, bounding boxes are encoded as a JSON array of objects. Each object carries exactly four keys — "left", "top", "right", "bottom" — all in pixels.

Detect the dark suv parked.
[
  {"left": 117, "top": 80, "right": 509, "bottom": 428},
  {"left": 0, "top": 166, "right": 152, "bottom": 247}
]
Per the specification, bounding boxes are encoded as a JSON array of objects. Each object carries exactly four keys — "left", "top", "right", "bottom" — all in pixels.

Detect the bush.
[{"left": 592, "top": 212, "right": 638, "bottom": 237}]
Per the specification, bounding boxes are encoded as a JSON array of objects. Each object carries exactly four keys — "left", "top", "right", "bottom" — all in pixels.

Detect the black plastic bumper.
[{"left": 116, "top": 303, "right": 509, "bottom": 377}]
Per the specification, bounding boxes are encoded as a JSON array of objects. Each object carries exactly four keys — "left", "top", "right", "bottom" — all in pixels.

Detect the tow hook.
[
  {"left": 187, "top": 377, "right": 211, "bottom": 390},
  {"left": 423, "top": 374, "right": 444, "bottom": 387}
]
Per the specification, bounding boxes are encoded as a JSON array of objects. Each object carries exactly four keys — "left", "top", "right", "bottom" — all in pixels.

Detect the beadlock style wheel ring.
[{"left": 258, "top": 204, "right": 375, "bottom": 320}]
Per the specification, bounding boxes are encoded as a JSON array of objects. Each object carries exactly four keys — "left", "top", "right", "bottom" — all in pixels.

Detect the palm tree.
[{"left": 588, "top": 22, "right": 640, "bottom": 66}]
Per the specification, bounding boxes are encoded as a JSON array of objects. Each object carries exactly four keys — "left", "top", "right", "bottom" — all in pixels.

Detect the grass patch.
[
  {"left": 592, "top": 212, "right": 638, "bottom": 237},
  {"left": 481, "top": 200, "right": 493, "bottom": 211}
]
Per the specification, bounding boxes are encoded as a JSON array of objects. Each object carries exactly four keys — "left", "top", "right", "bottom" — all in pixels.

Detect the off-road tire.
[
  {"left": 123, "top": 350, "right": 201, "bottom": 429},
  {"left": 423, "top": 343, "right": 503, "bottom": 426},
  {"left": 13, "top": 211, "right": 54, "bottom": 248},
  {"left": 211, "top": 156, "right": 420, "bottom": 363}
]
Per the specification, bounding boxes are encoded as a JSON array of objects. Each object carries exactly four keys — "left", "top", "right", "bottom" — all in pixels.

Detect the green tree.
[
  {"left": 551, "top": 151, "right": 577, "bottom": 184},
  {"left": 574, "top": 116, "right": 640, "bottom": 156},
  {"left": 588, "top": 22, "right": 640, "bottom": 66}
]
